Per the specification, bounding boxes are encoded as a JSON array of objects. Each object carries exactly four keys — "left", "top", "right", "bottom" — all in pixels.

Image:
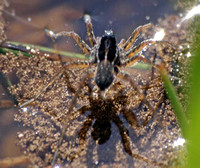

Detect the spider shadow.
[{"left": 66, "top": 80, "right": 161, "bottom": 166}]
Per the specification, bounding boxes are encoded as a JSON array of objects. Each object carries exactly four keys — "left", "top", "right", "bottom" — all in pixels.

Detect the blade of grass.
[
  {"left": 187, "top": 39, "right": 200, "bottom": 168},
  {"left": 159, "top": 65, "right": 188, "bottom": 138},
  {"left": 7, "top": 41, "right": 85, "bottom": 59},
  {"left": 0, "top": 46, "right": 32, "bottom": 57}
]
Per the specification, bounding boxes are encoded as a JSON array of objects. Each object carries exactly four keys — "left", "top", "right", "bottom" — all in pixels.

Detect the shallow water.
[{"left": 0, "top": 1, "right": 189, "bottom": 167}]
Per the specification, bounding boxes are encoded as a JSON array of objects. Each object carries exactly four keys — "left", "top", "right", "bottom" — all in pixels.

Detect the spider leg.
[
  {"left": 121, "top": 23, "right": 153, "bottom": 51},
  {"left": 84, "top": 14, "right": 96, "bottom": 47},
  {"left": 20, "top": 61, "right": 90, "bottom": 108},
  {"left": 122, "top": 39, "right": 171, "bottom": 60},
  {"left": 118, "top": 39, "right": 126, "bottom": 49},
  {"left": 69, "top": 114, "right": 94, "bottom": 162},
  {"left": 46, "top": 29, "right": 77, "bottom": 93},
  {"left": 46, "top": 29, "right": 91, "bottom": 55},
  {"left": 117, "top": 71, "right": 160, "bottom": 126},
  {"left": 51, "top": 70, "right": 94, "bottom": 166},
  {"left": 121, "top": 54, "right": 151, "bottom": 67}
]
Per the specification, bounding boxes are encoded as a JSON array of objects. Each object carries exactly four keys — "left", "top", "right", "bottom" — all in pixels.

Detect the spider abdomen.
[{"left": 95, "top": 61, "right": 114, "bottom": 91}]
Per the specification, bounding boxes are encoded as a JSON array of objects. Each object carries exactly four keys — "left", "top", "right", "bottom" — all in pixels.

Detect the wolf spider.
[{"left": 20, "top": 14, "right": 167, "bottom": 167}]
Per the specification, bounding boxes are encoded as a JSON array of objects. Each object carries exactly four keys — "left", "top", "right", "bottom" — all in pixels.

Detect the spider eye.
[{"left": 104, "top": 30, "right": 113, "bottom": 36}]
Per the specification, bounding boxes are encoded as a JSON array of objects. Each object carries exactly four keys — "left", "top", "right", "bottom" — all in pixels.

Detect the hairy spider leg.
[
  {"left": 121, "top": 54, "right": 151, "bottom": 67},
  {"left": 84, "top": 14, "right": 96, "bottom": 47},
  {"left": 118, "top": 39, "right": 126, "bottom": 48},
  {"left": 51, "top": 71, "right": 94, "bottom": 166},
  {"left": 47, "top": 32, "right": 77, "bottom": 93},
  {"left": 20, "top": 61, "right": 90, "bottom": 108},
  {"left": 122, "top": 39, "right": 157, "bottom": 59},
  {"left": 50, "top": 31, "right": 91, "bottom": 55},
  {"left": 121, "top": 23, "right": 153, "bottom": 51},
  {"left": 124, "top": 40, "right": 173, "bottom": 60}
]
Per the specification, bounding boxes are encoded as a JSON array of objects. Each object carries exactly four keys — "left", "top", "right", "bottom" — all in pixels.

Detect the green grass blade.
[
  {"left": 0, "top": 46, "right": 32, "bottom": 57},
  {"left": 8, "top": 41, "right": 85, "bottom": 59},
  {"left": 159, "top": 66, "right": 188, "bottom": 138},
  {"left": 187, "top": 40, "right": 200, "bottom": 168}
]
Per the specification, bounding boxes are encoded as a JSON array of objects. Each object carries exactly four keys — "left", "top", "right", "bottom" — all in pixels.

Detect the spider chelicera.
[{"left": 20, "top": 14, "right": 167, "bottom": 167}]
